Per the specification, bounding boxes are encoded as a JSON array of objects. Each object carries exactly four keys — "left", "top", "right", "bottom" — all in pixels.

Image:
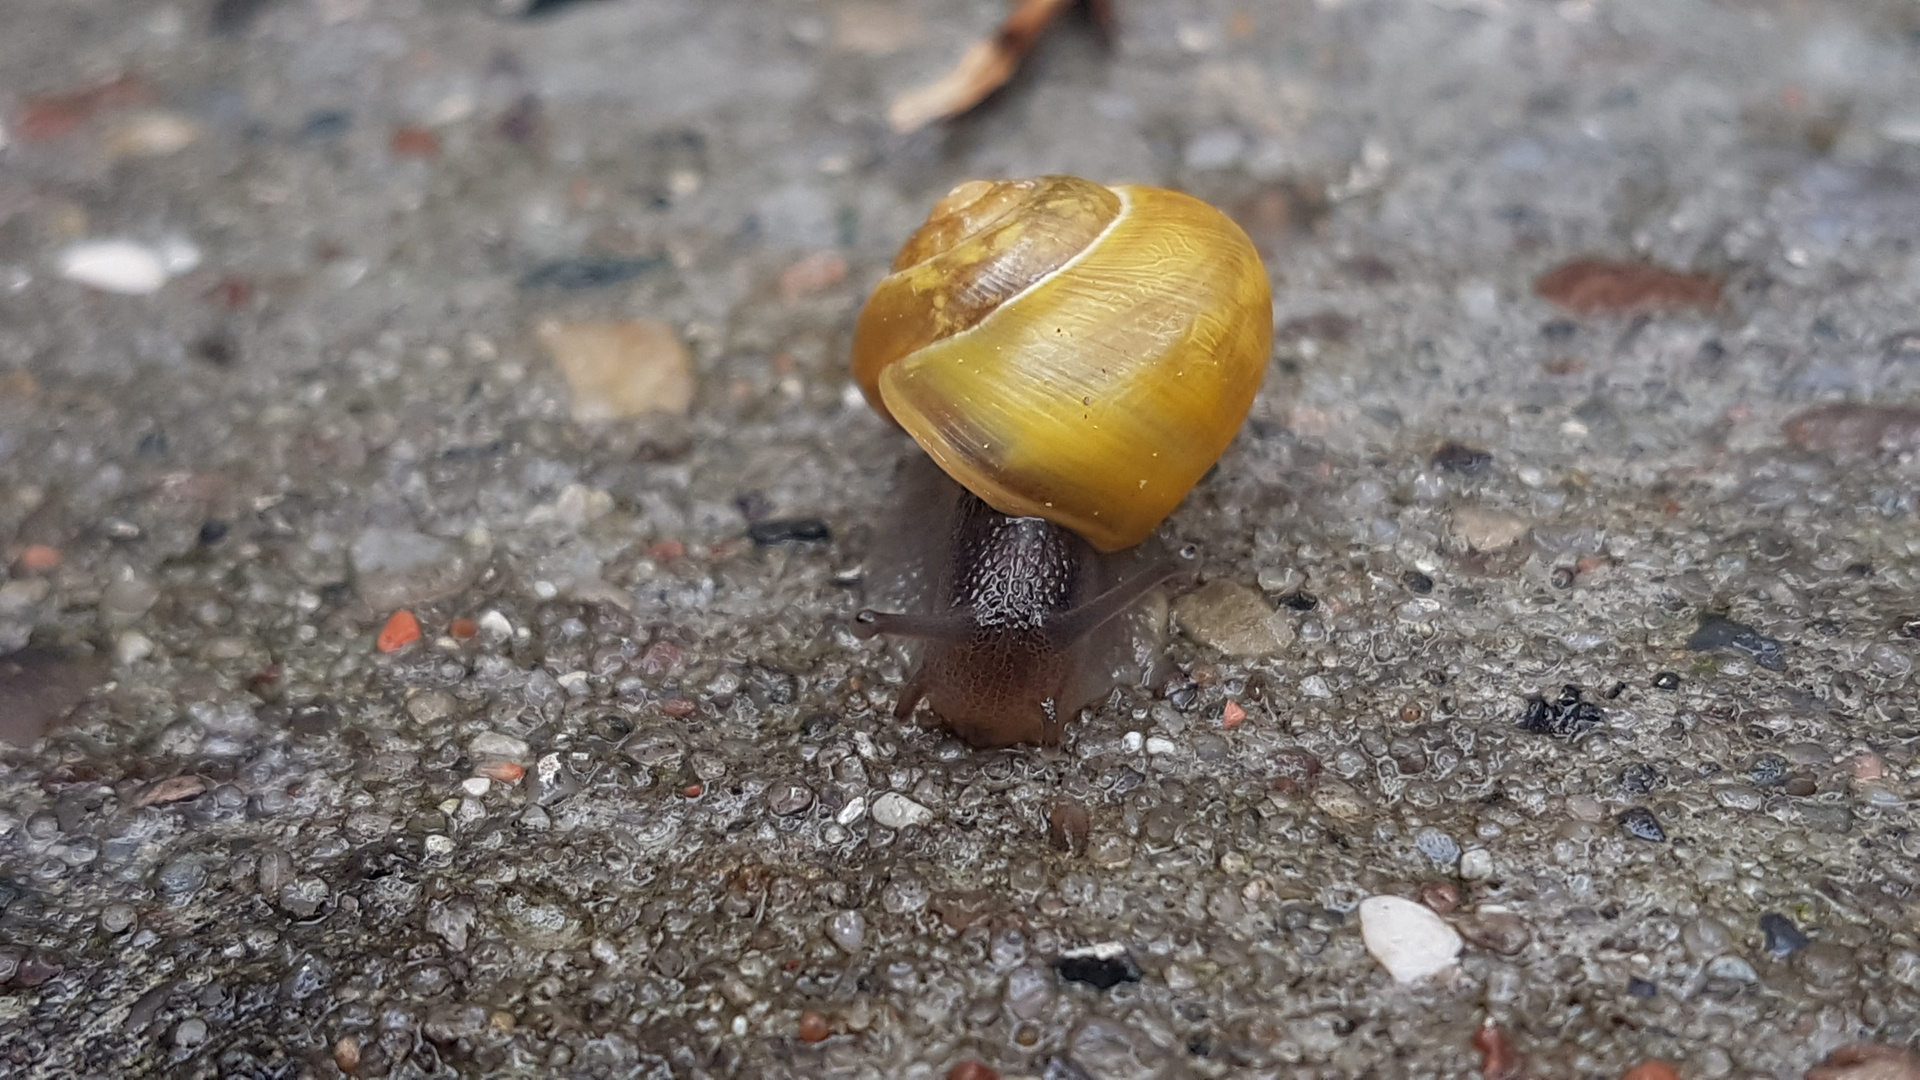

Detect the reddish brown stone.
[
  {"left": 1806, "top": 1043, "right": 1920, "bottom": 1080},
  {"left": 1471, "top": 1020, "right": 1524, "bottom": 1080},
  {"left": 1782, "top": 403, "right": 1920, "bottom": 457},
  {"left": 389, "top": 126, "right": 441, "bottom": 158},
  {"left": 1533, "top": 257, "right": 1721, "bottom": 316}
]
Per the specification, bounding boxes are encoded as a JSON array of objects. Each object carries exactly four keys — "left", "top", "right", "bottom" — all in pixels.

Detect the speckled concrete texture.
[{"left": 2, "top": 0, "right": 1919, "bottom": 1077}]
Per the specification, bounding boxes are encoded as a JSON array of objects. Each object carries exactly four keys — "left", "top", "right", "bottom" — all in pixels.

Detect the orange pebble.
[
  {"left": 18, "top": 543, "right": 62, "bottom": 572},
  {"left": 389, "top": 126, "right": 440, "bottom": 158},
  {"left": 1221, "top": 700, "right": 1246, "bottom": 729},
  {"left": 1621, "top": 1062, "right": 1680, "bottom": 1080},
  {"left": 681, "top": 783, "right": 704, "bottom": 799},
  {"left": 478, "top": 761, "right": 525, "bottom": 784},
  {"left": 376, "top": 610, "right": 422, "bottom": 652},
  {"left": 649, "top": 540, "right": 686, "bottom": 560},
  {"left": 447, "top": 617, "right": 478, "bottom": 640},
  {"left": 948, "top": 1062, "right": 1000, "bottom": 1080},
  {"left": 797, "top": 1010, "right": 830, "bottom": 1043}
]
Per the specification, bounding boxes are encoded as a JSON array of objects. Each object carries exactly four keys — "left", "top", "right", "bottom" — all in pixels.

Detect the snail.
[{"left": 850, "top": 175, "right": 1273, "bottom": 749}]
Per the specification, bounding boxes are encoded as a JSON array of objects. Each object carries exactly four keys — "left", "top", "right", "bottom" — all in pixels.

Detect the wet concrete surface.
[{"left": 2, "top": 0, "right": 1920, "bottom": 1076}]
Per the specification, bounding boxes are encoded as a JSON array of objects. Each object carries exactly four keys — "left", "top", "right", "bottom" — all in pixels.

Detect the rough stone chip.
[
  {"left": 1450, "top": 507, "right": 1529, "bottom": 552},
  {"left": 1171, "top": 580, "right": 1293, "bottom": 658},
  {"left": 351, "top": 526, "right": 475, "bottom": 611},
  {"left": 870, "top": 792, "right": 932, "bottom": 829},
  {"left": 1359, "top": 895, "right": 1463, "bottom": 983},
  {"left": 539, "top": 319, "right": 695, "bottom": 423}
]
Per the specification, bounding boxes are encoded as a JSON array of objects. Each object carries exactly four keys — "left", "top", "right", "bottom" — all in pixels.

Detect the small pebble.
[
  {"left": 1759, "top": 912, "right": 1810, "bottom": 956},
  {"left": 59, "top": 236, "right": 197, "bottom": 294},
  {"left": 351, "top": 527, "right": 474, "bottom": 611},
  {"left": 1453, "top": 909, "right": 1531, "bottom": 955},
  {"left": 105, "top": 111, "right": 199, "bottom": 157},
  {"left": 1055, "top": 943, "right": 1141, "bottom": 990},
  {"left": 797, "top": 1010, "right": 830, "bottom": 1043},
  {"left": 748, "top": 518, "right": 832, "bottom": 545},
  {"left": 1358, "top": 895, "right": 1463, "bottom": 982},
  {"left": 1617, "top": 807, "right": 1666, "bottom": 842},
  {"left": 538, "top": 319, "right": 695, "bottom": 422},
  {"left": 1171, "top": 580, "right": 1293, "bottom": 658},
  {"left": 826, "top": 910, "right": 866, "bottom": 952},
  {"left": 1048, "top": 798, "right": 1090, "bottom": 854},
  {"left": 376, "top": 610, "right": 422, "bottom": 653},
  {"left": 1806, "top": 1043, "right": 1920, "bottom": 1080},
  {"left": 765, "top": 781, "right": 814, "bottom": 816},
  {"left": 1459, "top": 848, "right": 1493, "bottom": 881},
  {"left": 870, "top": 792, "right": 932, "bottom": 829},
  {"left": 1705, "top": 955, "right": 1758, "bottom": 982},
  {"left": 1310, "top": 777, "right": 1370, "bottom": 820},
  {"left": 778, "top": 251, "right": 848, "bottom": 300},
  {"left": 1782, "top": 403, "right": 1920, "bottom": 457},
  {"left": 1683, "top": 917, "right": 1732, "bottom": 959},
  {"left": 520, "top": 255, "right": 663, "bottom": 290},
  {"left": 1793, "top": 942, "right": 1856, "bottom": 987},
  {"left": 468, "top": 731, "right": 530, "bottom": 763},
  {"left": 1686, "top": 615, "right": 1785, "bottom": 671},
  {"left": 1621, "top": 1062, "right": 1680, "bottom": 1080},
  {"left": 1450, "top": 507, "right": 1528, "bottom": 552},
  {"left": 1430, "top": 442, "right": 1492, "bottom": 475},
  {"left": 1533, "top": 257, "right": 1721, "bottom": 315},
  {"left": 1517, "top": 685, "right": 1603, "bottom": 738}
]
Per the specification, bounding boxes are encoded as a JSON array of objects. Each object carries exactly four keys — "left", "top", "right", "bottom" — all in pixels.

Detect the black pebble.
[
  {"left": 1430, "top": 442, "right": 1493, "bottom": 475},
  {"left": 733, "top": 492, "right": 773, "bottom": 523},
  {"left": 1402, "top": 571, "right": 1434, "bottom": 594},
  {"left": 198, "top": 520, "right": 229, "bottom": 546},
  {"left": 1541, "top": 318, "right": 1578, "bottom": 341},
  {"left": 1651, "top": 671, "right": 1681, "bottom": 691},
  {"left": 193, "top": 332, "right": 239, "bottom": 367},
  {"left": 1279, "top": 591, "right": 1318, "bottom": 612},
  {"left": 1626, "top": 977, "right": 1658, "bottom": 998},
  {"left": 1618, "top": 806, "right": 1666, "bottom": 842},
  {"left": 1759, "top": 912, "right": 1809, "bottom": 956},
  {"left": 1619, "top": 762, "right": 1664, "bottom": 796},
  {"left": 1686, "top": 615, "right": 1786, "bottom": 671},
  {"left": 1517, "top": 685, "right": 1604, "bottom": 738},
  {"left": 1055, "top": 949, "right": 1141, "bottom": 990},
  {"left": 298, "top": 110, "right": 352, "bottom": 140},
  {"left": 748, "top": 518, "right": 832, "bottom": 546},
  {"left": 519, "top": 254, "right": 664, "bottom": 290},
  {"left": 1747, "top": 753, "right": 1789, "bottom": 787}
]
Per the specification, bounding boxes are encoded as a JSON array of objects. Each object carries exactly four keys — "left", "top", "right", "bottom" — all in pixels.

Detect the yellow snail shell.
[{"left": 850, "top": 175, "right": 1273, "bottom": 551}]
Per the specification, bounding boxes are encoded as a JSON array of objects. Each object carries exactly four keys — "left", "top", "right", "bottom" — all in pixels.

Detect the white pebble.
[
  {"left": 1122, "top": 731, "right": 1144, "bottom": 753},
  {"left": 1459, "top": 848, "right": 1494, "bottom": 881},
  {"left": 56, "top": 239, "right": 173, "bottom": 295},
  {"left": 870, "top": 792, "right": 932, "bottom": 829},
  {"left": 836, "top": 795, "right": 868, "bottom": 826},
  {"left": 1359, "top": 895, "right": 1463, "bottom": 983},
  {"left": 1144, "top": 736, "right": 1178, "bottom": 755},
  {"left": 115, "top": 631, "right": 155, "bottom": 665},
  {"left": 461, "top": 777, "right": 491, "bottom": 797},
  {"left": 478, "top": 609, "right": 512, "bottom": 644},
  {"left": 424, "top": 834, "right": 455, "bottom": 855}
]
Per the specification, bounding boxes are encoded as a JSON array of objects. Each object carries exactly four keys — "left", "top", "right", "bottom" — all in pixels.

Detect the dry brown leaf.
[{"left": 888, "top": 0, "right": 1101, "bottom": 133}]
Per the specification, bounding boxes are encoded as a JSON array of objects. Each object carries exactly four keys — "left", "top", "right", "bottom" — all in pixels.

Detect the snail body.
[
  {"left": 852, "top": 176, "right": 1272, "bottom": 747},
  {"left": 854, "top": 459, "right": 1177, "bottom": 749}
]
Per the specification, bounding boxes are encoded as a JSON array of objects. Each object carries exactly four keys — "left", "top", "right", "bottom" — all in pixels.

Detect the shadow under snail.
[{"left": 849, "top": 175, "right": 1274, "bottom": 749}]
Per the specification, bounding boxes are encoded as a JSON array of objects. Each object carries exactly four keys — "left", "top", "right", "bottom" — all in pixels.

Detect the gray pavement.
[{"left": 2, "top": 0, "right": 1919, "bottom": 1076}]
